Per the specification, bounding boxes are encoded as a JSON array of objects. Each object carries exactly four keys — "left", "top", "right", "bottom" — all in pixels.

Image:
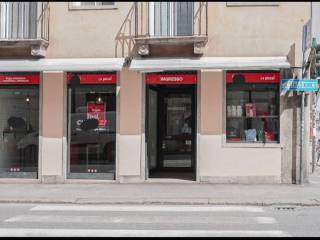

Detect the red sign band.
[
  {"left": 0, "top": 73, "right": 40, "bottom": 85},
  {"left": 226, "top": 72, "right": 280, "bottom": 84},
  {"left": 146, "top": 73, "right": 197, "bottom": 85},
  {"left": 67, "top": 73, "right": 117, "bottom": 84}
]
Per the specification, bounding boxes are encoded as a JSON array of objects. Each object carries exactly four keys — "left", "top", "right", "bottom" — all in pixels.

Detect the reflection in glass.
[
  {"left": 0, "top": 87, "right": 39, "bottom": 178},
  {"left": 68, "top": 85, "right": 116, "bottom": 179},
  {"left": 163, "top": 94, "right": 192, "bottom": 168}
]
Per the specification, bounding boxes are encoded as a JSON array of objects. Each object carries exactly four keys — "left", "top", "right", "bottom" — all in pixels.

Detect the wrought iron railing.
[
  {"left": 134, "top": 2, "right": 208, "bottom": 38},
  {"left": 0, "top": 2, "right": 49, "bottom": 41}
]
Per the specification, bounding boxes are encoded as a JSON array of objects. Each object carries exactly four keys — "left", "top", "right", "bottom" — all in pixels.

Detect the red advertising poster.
[
  {"left": 226, "top": 72, "right": 280, "bottom": 84},
  {"left": 146, "top": 73, "right": 197, "bottom": 84},
  {"left": 0, "top": 73, "right": 40, "bottom": 85},
  {"left": 87, "top": 102, "right": 107, "bottom": 127},
  {"left": 67, "top": 73, "right": 116, "bottom": 84}
]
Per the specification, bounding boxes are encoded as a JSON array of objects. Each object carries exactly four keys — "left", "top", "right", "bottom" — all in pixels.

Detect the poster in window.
[{"left": 87, "top": 102, "right": 107, "bottom": 127}]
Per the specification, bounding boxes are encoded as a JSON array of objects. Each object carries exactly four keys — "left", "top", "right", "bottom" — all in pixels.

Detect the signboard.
[
  {"left": 0, "top": 73, "right": 40, "bottom": 85},
  {"left": 311, "top": 2, "right": 320, "bottom": 46},
  {"left": 67, "top": 73, "right": 117, "bottom": 84},
  {"left": 281, "top": 79, "right": 319, "bottom": 92},
  {"left": 146, "top": 73, "right": 197, "bottom": 84},
  {"left": 226, "top": 72, "right": 280, "bottom": 84},
  {"left": 302, "top": 19, "right": 311, "bottom": 53},
  {"left": 87, "top": 102, "right": 107, "bottom": 127}
]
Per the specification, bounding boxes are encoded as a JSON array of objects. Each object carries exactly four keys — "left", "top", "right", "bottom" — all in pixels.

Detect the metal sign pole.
[{"left": 300, "top": 91, "right": 305, "bottom": 184}]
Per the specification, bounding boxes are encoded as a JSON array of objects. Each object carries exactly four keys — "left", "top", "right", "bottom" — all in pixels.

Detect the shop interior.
[
  {"left": 0, "top": 86, "right": 39, "bottom": 178},
  {"left": 146, "top": 84, "right": 196, "bottom": 181},
  {"left": 68, "top": 75, "right": 116, "bottom": 180}
]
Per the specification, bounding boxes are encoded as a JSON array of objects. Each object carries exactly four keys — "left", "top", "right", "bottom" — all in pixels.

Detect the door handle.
[{"left": 162, "top": 142, "right": 166, "bottom": 149}]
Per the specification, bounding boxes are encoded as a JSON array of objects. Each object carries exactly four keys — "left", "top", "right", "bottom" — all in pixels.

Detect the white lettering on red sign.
[{"left": 159, "top": 76, "right": 184, "bottom": 82}]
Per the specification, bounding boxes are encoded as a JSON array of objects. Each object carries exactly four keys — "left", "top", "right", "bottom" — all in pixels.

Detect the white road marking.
[
  {"left": 256, "top": 217, "right": 277, "bottom": 224},
  {"left": 4, "top": 214, "right": 277, "bottom": 224},
  {"left": 30, "top": 205, "right": 265, "bottom": 212},
  {"left": 0, "top": 228, "right": 291, "bottom": 237}
]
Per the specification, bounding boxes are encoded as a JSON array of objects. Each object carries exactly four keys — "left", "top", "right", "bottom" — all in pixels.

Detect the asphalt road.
[{"left": 0, "top": 203, "right": 319, "bottom": 237}]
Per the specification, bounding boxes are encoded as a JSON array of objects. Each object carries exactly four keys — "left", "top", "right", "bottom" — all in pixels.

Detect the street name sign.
[{"left": 281, "top": 79, "right": 319, "bottom": 92}]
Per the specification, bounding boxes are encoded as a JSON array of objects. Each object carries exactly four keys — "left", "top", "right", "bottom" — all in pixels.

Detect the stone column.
[
  {"left": 40, "top": 71, "right": 65, "bottom": 183},
  {"left": 118, "top": 68, "right": 144, "bottom": 183}
]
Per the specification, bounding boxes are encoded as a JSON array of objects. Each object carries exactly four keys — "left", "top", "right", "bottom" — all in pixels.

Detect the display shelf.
[
  {"left": 226, "top": 140, "right": 278, "bottom": 144},
  {"left": 227, "top": 115, "right": 278, "bottom": 119}
]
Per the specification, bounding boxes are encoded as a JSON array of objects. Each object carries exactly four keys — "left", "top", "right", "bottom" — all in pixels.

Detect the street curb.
[{"left": 1, "top": 198, "right": 320, "bottom": 206}]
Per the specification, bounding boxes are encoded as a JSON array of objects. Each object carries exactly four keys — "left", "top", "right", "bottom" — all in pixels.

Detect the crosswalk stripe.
[
  {"left": 0, "top": 228, "right": 291, "bottom": 237},
  {"left": 4, "top": 215, "right": 277, "bottom": 224},
  {"left": 30, "top": 205, "right": 265, "bottom": 212}
]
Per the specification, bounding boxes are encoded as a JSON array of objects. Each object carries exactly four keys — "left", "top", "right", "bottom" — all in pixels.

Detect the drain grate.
[{"left": 274, "top": 206, "right": 296, "bottom": 211}]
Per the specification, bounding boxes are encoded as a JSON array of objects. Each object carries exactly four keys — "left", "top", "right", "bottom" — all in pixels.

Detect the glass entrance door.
[
  {"left": 146, "top": 84, "right": 196, "bottom": 180},
  {"left": 159, "top": 89, "right": 195, "bottom": 171}
]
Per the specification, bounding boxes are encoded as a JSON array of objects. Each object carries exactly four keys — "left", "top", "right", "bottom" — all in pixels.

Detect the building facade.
[{"left": 0, "top": 1, "right": 312, "bottom": 184}]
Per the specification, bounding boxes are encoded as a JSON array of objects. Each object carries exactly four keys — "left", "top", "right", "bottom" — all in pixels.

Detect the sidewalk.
[{"left": 0, "top": 168, "right": 320, "bottom": 206}]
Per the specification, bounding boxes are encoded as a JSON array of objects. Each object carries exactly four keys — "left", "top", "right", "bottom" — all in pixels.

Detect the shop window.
[
  {"left": 67, "top": 72, "right": 116, "bottom": 180},
  {"left": 0, "top": 73, "right": 39, "bottom": 178},
  {"left": 226, "top": 71, "right": 280, "bottom": 143}
]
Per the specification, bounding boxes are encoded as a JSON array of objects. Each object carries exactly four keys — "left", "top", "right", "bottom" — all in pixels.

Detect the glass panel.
[
  {"left": 175, "top": 2, "right": 193, "bottom": 36},
  {"left": 147, "top": 89, "right": 157, "bottom": 170},
  {"left": 153, "top": 2, "right": 193, "bottom": 36},
  {"left": 162, "top": 93, "right": 192, "bottom": 168},
  {"left": 154, "top": 2, "right": 169, "bottom": 36},
  {"left": 68, "top": 85, "right": 116, "bottom": 179},
  {"left": 0, "top": 87, "right": 39, "bottom": 178},
  {"left": 226, "top": 82, "right": 279, "bottom": 143}
]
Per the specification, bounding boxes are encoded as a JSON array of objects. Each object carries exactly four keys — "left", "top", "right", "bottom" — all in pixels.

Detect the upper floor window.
[
  {"left": 149, "top": 2, "right": 194, "bottom": 37},
  {"left": 69, "top": 2, "right": 116, "bottom": 10}
]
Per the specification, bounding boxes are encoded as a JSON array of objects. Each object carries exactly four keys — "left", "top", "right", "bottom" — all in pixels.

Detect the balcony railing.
[
  {"left": 0, "top": 2, "right": 49, "bottom": 42},
  {"left": 134, "top": 2, "right": 208, "bottom": 38}
]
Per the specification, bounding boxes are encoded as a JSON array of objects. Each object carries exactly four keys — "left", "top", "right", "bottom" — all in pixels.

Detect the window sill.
[
  {"left": 222, "top": 142, "right": 282, "bottom": 148},
  {"left": 68, "top": 5, "right": 117, "bottom": 11},
  {"left": 226, "top": 2, "right": 280, "bottom": 7}
]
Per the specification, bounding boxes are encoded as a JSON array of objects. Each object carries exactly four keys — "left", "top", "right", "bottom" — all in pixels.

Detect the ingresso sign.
[{"left": 281, "top": 79, "right": 319, "bottom": 92}]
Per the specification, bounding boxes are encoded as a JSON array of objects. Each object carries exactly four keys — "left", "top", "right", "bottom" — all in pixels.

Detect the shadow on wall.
[{"left": 115, "top": 3, "right": 137, "bottom": 58}]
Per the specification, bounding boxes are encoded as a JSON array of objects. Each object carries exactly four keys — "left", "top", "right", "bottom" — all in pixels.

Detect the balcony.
[
  {"left": 0, "top": 2, "right": 49, "bottom": 58},
  {"left": 133, "top": 2, "right": 208, "bottom": 56}
]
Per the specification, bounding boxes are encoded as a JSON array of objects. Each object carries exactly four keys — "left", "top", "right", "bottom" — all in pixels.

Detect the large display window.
[
  {"left": 226, "top": 71, "right": 280, "bottom": 143},
  {"left": 0, "top": 73, "right": 40, "bottom": 178},
  {"left": 67, "top": 72, "right": 116, "bottom": 180}
]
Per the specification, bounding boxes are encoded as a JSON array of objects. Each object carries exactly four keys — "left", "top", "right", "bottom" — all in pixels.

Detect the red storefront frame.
[
  {"left": 0, "top": 73, "right": 40, "bottom": 85},
  {"left": 146, "top": 73, "right": 197, "bottom": 85},
  {"left": 67, "top": 73, "right": 117, "bottom": 84},
  {"left": 226, "top": 72, "right": 280, "bottom": 84}
]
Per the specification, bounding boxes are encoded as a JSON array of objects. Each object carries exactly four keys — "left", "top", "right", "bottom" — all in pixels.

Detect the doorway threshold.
[{"left": 146, "top": 178, "right": 197, "bottom": 183}]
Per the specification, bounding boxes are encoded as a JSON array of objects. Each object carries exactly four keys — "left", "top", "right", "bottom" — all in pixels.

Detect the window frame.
[
  {"left": 68, "top": 2, "right": 118, "bottom": 11},
  {"left": 222, "top": 71, "right": 282, "bottom": 148}
]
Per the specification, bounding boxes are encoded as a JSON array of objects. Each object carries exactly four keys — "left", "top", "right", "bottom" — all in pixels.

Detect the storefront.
[
  {"left": 145, "top": 72, "right": 197, "bottom": 180},
  {"left": 0, "top": 73, "right": 40, "bottom": 178},
  {"left": 128, "top": 57, "right": 292, "bottom": 183},
  {"left": 67, "top": 72, "right": 117, "bottom": 180},
  {"left": 0, "top": 57, "right": 300, "bottom": 184}
]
